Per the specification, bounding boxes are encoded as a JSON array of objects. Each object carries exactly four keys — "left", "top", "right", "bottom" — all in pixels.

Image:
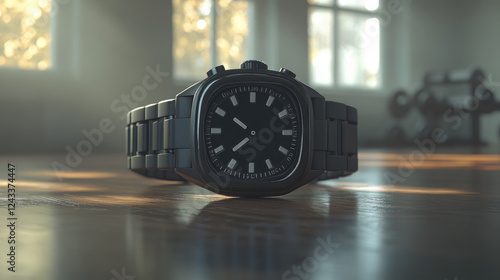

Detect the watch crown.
[
  {"left": 207, "top": 65, "right": 225, "bottom": 77},
  {"left": 241, "top": 60, "right": 268, "bottom": 70}
]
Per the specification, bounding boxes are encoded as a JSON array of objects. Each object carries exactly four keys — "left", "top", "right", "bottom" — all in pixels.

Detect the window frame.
[
  {"left": 172, "top": 0, "right": 256, "bottom": 85},
  {"left": 308, "top": 0, "right": 384, "bottom": 90}
]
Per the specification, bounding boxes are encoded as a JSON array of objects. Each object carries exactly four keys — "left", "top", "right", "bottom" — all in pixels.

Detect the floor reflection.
[
  {"left": 359, "top": 152, "right": 500, "bottom": 170},
  {"left": 3, "top": 151, "right": 500, "bottom": 280},
  {"left": 121, "top": 196, "right": 358, "bottom": 280},
  {"left": 319, "top": 182, "right": 477, "bottom": 195}
]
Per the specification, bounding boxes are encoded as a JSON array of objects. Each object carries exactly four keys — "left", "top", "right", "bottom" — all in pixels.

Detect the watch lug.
[
  {"left": 303, "top": 83, "right": 324, "bottom": 100},
  {"left": 177, "top": 81, "right": 203, "bottom": 97}
]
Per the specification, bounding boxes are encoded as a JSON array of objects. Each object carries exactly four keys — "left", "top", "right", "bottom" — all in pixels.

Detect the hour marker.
[
  {"left": 232, "top": 137, "right": 249, "bottom": 152},
  {"left": 250, "top": 92, "right": 256, "bottom": 103},
  {"left": 278, "top": 109, "right": 288, "bottom": 119},
  {"left": 215, "top": 107, "right": 226, "bottom": 117},
  {"left": 278, "top": 146, "right": 289, "bottom": 155},
  {"left": 265, "top": 159, "right": 273, "bottom": 169},
  {"left": 214, "top": 145, "right": 225, "bottom": 155},
  {"left": 230, "top": 95, "right": 238, "bottom": 106},
  {"left": 266, "top": 96, "right": 275, "bottom": 107},
  {"left": 227, "top": 158, "right": 237, "bottom": 170},
  {"left": 282, "top": 129, "right": 293, "bottom": 136},
  {"left": 233, "top": 117, "right": 247, "bottom": 129},
  {"left": 248, "top": 162, "right": 254, "bottom": 173},
  {"left": 211, "top": 128, "right": 222, "bottom": 134}
]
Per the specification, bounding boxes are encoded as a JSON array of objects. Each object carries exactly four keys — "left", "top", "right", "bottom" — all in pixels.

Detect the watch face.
[{"left": 204, "top": 84, "right": 301, "bottom": 180}]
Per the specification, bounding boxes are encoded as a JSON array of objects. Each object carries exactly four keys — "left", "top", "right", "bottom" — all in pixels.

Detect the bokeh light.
[
  {"left": 173, "top": 0, "right": 249, "bottom": 80},
  {"left": 0, "top": 0, "right": 51, "bottom": 70}
]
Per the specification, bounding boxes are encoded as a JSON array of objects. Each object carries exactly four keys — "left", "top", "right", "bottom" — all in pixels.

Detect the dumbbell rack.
[{"left": 388, "top": 68, "right": 500, "bottom": 145}]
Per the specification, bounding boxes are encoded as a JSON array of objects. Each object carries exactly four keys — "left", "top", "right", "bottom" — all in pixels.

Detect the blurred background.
[{"left": 1, "top": 0, "right": 500, "bottom": 155}]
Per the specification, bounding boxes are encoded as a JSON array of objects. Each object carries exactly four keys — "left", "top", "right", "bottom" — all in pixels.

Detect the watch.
[{"left": 126, "top": 60, "right": 358, "bottom": 197}]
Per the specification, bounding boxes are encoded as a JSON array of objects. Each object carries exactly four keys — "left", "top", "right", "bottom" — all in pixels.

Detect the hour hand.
[
  {"left": 233, "top": 117, "right": 248, "bottom": 129},
  {"left": 232, "top": 137, "right": 250, "bottom": 152}
]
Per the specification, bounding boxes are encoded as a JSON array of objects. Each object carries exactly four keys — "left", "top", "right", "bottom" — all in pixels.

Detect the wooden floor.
[{"left": 1, "top": 148, "right": 500, "bottom": 280}]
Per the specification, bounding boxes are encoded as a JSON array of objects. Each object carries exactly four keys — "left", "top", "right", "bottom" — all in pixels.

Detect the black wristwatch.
[{"left": 126, "top": 60, "right": 358, "bottom": 197}]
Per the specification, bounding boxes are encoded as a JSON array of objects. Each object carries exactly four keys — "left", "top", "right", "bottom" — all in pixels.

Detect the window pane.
[
  {"left": 338, "top": 0, "right": 379, "bottom": 11},
  {"left": 216, "top": 0, "right": 249, "bottom": 69},
  {"left": 173, "top": 0, "right": 212, "bottom": 79},
  {"left": 173, "top": 0, "right": 250, "bottom": 80},
  {"left": 338, "top": 13, "right": 380, "bottom": 88},
  {"left": 308, "top": 0, "right": 334, "bottom": 6},
  {"left": 308, "top": 8, "right": 334, "bottom": 86},
  {"left": 0, "top": 0, "right": 52, "bottom": 70}
]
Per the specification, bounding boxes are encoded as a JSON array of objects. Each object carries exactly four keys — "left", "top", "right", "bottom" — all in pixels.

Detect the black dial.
[{"left": 204, "top": 85, "right": 301, "bottom": 180}]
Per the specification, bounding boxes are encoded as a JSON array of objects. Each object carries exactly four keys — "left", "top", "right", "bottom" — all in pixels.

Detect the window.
[
  {"left": 309, "top": 0, "right": 380, "bottom": 88},
  {"left": 173, "top": 0, "right": 252, "bottom": 80},
  {"left": 0, "top": 0, "right": 52, "bottom": 70}
]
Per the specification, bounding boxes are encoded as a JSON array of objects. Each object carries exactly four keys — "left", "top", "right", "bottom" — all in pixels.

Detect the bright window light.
[
  {"left": 308, "top": 0, "right": 381, "bottom": 88},
  {"left": 173, "top": 0, "right": 251, "bottom": 80},
  {"left": 0, "top": 0, "right": 52, "bottom": 70},
  {"left": 309, "top": 8, "right": 334, "bottom": 86}
]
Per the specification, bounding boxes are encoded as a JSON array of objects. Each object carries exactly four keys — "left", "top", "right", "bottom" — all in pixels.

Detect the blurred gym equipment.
[
  {"left": 387, "top": 68, "right": 500, "bottom": 145},
  {"left": 389, "top": 90, "right": 413, "bottom": 119}
]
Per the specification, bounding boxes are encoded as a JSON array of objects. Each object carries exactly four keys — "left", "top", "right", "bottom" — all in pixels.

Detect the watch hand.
[
  {"left": 233, "top": 117, "right": 247, "bottom": 129},
  {"left": 232, "top": 137, "right": 250, "bottom": 152}
]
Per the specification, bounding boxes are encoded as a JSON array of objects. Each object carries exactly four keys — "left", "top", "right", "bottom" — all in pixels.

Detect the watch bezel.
[{"left": 191, "top": 70, "right": 314, "bottom": 196}]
